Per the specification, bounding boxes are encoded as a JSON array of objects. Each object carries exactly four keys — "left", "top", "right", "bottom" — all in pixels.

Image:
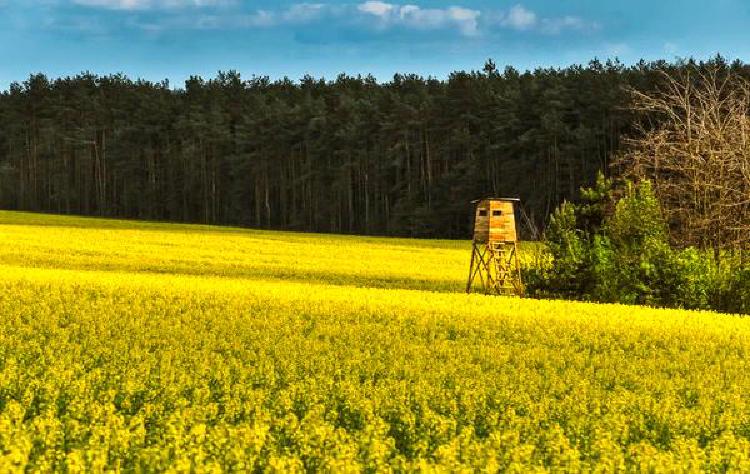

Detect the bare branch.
[{"left": 616, "top": 64, "right": 750, "bottom": 253}]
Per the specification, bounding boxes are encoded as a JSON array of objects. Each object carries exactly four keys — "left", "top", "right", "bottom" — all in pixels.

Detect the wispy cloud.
[
  {"left": 282, "top": 3, "right": 327, "bottom": 23},
  {"left": 124, "top": 9, "right": 274, "bottom": 31},
  {"left": 71, "top": 0, "right": 230, "bottom": 10},
  {"left": 43, "top": 13, "right": 112, "bottom": 34},
  {"left": 540, "top": 15, "right": 598, "bottom": 34},
  {"left": 492, "top": 4, "right": 598, "bottom": 35},
  {"left": 165, "top": 4, "right": 333, "bottom": 31},
  {"left": 57, "top": 1, "right": 599, "bottom": 39}
]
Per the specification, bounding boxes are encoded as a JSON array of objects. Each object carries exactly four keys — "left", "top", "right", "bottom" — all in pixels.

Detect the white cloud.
[
  {"left": 447, "top": 7, "right": 480, "bottom": 35},
  {"left": 358, "top": 1, "right": 393, "bottom": 17},
  {"left": 490, "top": 5, "right": 596, "bottom": 35},
  {"left": 357, "top": 2, "right": 480, "bottom": 36},
  {"left": 501, "top": 4, "right": 536, "bottom": 30}
]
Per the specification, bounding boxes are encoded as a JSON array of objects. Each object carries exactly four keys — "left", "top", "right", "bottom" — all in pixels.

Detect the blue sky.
[{"left": 1, "top": 0, "right": 749, "bottom": 88}]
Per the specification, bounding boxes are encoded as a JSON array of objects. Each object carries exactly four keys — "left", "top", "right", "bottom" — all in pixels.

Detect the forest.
[{"left": 1, "top": 56, "right": 746, "bottom": 238}]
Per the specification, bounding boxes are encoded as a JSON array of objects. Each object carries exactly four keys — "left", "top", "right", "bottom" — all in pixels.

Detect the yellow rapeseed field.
[{"left": 1, "top": 211, "right": 750, "bottom": 472}]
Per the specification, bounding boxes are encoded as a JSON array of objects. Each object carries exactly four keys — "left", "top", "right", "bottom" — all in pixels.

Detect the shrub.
[
  {"left": 594, "top": 181, "right": 670, "bottom": 305},
  {"left": 531, "top": 178, "right": 738, "bottom": 313},
  {"left": 711, "top": 267, "right": 750, "bottom": 315},
  {"left": 538, "top": 202, "right": 592, "bottom": 298}
]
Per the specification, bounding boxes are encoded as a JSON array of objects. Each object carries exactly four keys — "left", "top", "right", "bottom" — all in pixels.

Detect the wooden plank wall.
[{"left": 473, "top": 199, "right": 517, "bottom": 243}]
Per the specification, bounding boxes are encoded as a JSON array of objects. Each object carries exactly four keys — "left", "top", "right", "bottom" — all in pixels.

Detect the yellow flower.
[{"left": 2, "top": 210, "right": 750, "bottom": 471}]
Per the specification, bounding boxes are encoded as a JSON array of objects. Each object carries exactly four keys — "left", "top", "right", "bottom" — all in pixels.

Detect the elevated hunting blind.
[{"left": 466, "top": 198, "right": 524, "bottom": 296}]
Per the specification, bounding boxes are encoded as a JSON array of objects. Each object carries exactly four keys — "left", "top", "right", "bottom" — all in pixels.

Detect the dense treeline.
[{"left": 1, "top": 57, "right": 747, "bottom": 238}]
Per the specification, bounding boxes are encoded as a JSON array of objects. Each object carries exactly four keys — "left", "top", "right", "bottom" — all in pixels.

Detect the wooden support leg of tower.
[
  {"left": 478, "top": 246, "right": 494, "bottom": 294},
  {"left": 467, "top": 243, "right": 492, "bottom": 294},
  {"left": 513, "top": 243, "right": 524, "bottom": 296},
  {"left": 465, "top": 244, "right": 477, "bottom": 294},
  {"left": 466, "top": 241, "right": 524, "bottom": 297}
]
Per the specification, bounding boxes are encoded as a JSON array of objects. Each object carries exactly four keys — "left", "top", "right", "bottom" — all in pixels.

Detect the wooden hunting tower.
[{"left": 466, "top": 198, "right": 524, "bottom": 296}]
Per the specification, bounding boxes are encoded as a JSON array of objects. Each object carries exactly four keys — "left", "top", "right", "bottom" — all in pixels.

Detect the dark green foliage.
[
  {"left": 711, "top": 267, "right": 750, "bottom": 315},
  {"left": 592, "top": 181, "right": 675, "bottom": 306},
  {"left": 576, "top": 172, "right": 612, "bottom": 235},
  {"left": 536, "top": 202, "right": 591, "bottom": 298}
]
